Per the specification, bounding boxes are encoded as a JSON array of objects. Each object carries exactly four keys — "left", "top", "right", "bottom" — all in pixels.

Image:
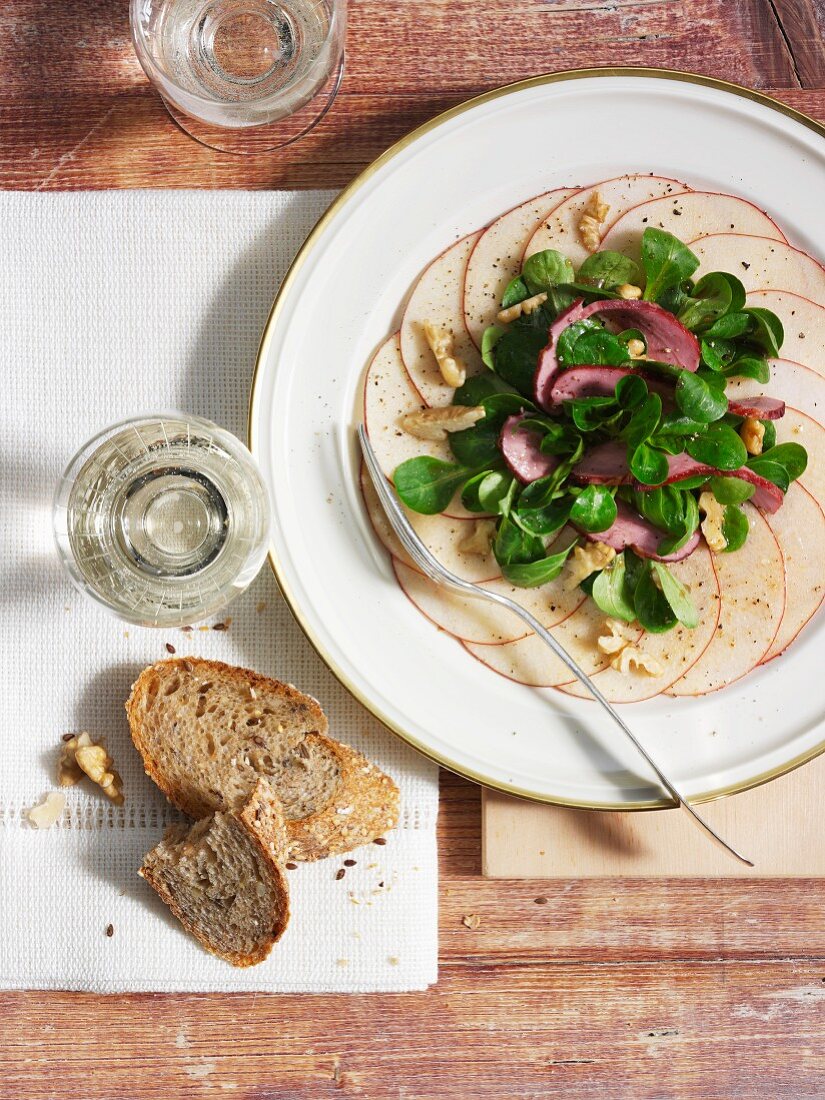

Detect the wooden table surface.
[{"left": 3, "top": 2, "right": 825, "bottom": 1097}]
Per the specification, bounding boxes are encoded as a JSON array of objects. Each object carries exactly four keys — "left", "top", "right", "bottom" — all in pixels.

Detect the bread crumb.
[
  {"left": 388, "top": 956, "right": 400, "bottom": 966},
  {"left": 462, "top": 913, "right": 481, "bottom": 930},
  {"left": 336, "top": 958, "right": 349, "bottom": 967}
]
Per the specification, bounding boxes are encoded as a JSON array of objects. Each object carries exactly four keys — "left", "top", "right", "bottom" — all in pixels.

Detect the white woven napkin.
[{"left": 0, "top": 191, "right": 439, "bottom": 993}]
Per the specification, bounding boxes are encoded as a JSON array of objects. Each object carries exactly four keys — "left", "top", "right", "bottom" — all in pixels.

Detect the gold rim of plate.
[{"left": 249, "top": 66, "right": 825, "bottom": 811}]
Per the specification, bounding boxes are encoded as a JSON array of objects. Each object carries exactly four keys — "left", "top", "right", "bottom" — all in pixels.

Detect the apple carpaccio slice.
[
  {"left": 392, "top": 529, "right": 585, "bottom": 645},
  {"left": 463, "top": 186, "right": 578, "bottom": 347},
  {"left": 601, "top": 192, "right": 786, "bottom": 260},
  {"left": 399, "top": 231, "right": 484, "bottom": 407},
  {"left": 667, "top": 510, "right": 785, "bottom": 697},
  {"left": 463, "top": 600, "right": 644, "bottom": 688},
  {"left": 747, "top": 291, "right": 825, "bottom": 377},
  {"left": 393, "top": 560, "right": 580, "bottom": 647},
  {"left": 727, "top": 357, "right": 825, "bottom": 504},
  {"left": 762, "top": 482, "right": 825, "bottom": 663},
  {"left": 523, "top": 174, "right": 691, "bottom": 269},
  {"left": 558, "top": 545, "right": 721, "bottom": 703},
  {"left": 362, "top": 331, "right": 477, "bottom": 519},
  {"left": 359, "top": 463, "right": 501, "bottom": 585},
  {"left": 690, "top": 234, "right": 825, "bottom": 307},
  {"left": 363, "top": 333, "right": 433, "bottom": 472}
]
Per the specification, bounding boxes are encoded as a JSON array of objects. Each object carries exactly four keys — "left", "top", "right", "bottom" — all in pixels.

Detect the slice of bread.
[
  {"left": 127, "top": 658, "right": 400, "bottom": 861},
  {"left": 139, "top": 778, "right": 290, "bottom": 967}
]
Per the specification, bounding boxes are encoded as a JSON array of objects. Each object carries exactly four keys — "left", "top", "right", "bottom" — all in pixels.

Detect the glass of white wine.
[
  {"left": 130, "top": 0, "right": 346, "bottom": 153},
  {"left": 53, "top": 414, "right": 271, "bottom": 627}
]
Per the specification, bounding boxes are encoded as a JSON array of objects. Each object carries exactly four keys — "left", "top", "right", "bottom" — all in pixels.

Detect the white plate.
[{"left": 250, "top": 69, "right": 825, "bottom": 809}]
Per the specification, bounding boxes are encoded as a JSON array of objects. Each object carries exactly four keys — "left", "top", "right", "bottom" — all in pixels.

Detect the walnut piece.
[
  {"left": 75, "top": 742, "right": 124, "bottom": 805},
  {"left": 399, "top": 404, "right": 485, "bottom": 442},
  {"left": 698, "top": 490, "right": 727, "bottom": 553},
  {"left": 459, "top": 519, "right": 497, "bottom": 556},
  {"left": 740, "top": 416, "right": 765, "bottom": 456},
  {"left": 617, "top": 283, "right": 643, "bottom": 300},
  {"left": 58, "top": 731, "right": 92, "bottom": 787},
  {"left": 422, "top": 321, "right": 466, "bottom": 388},
  {"left": 28, "top": 792, "right": 66, "bottom": 829},
  {"left": 610, "top": 645, "right": 664, "bottom": 676},
  {"left": 626, "top": 338, "right": 646, "bottom": 359},
  {"left": 597, "top": 618, "right": 637, "bottom": 656},
  {"left": 563, "top": 541, "right": 616, "bottom": 591},
  {"left": 578, "top": 190, "right": 611, "bottom": 252},
  {"left": 497, "top": 291, "right": 548, "bottom": 325}
]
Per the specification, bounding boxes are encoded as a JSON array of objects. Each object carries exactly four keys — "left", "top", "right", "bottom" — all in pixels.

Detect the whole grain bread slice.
[
  {"left": 127, "top": 658, "right": 399, "bottom": 861},
  {"left": 139, "top": 778, "right": 290, "bottom": 967}
]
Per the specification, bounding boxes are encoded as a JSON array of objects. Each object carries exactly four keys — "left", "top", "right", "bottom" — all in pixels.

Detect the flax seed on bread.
[
  {"left": 127, "top": 658, "right": 400, "bottom": 862},
  {"left": 139, "top": 778, "right": 290, "bottom": 967}
]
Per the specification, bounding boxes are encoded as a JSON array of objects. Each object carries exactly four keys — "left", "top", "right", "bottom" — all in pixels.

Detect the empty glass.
[
  {"left": 130, "top": 0, "right": 346, "bottom": 152},
  {"left": 53, "top": 414, "right": 271, "bottom": 627}
]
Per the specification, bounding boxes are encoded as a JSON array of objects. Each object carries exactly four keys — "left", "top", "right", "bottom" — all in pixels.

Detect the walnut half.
[
  {"left": 59, "top": 731, "right": 92, "bottom": 787},
  {"left": 610, "top": 645, "right": 664, "bottom": 677},
  {"left": 578, "top": 190, "right": 611, "bottom": 252},
  {"left": 563, "top": 541, "right": 616, "bottom": 591},
  {"left": 62, "top": 734, "right": 125, "bottom": 805},
  {"left": 422, "top": 322, "right": 466, "bottom": 388},
  {"left": 740, "top": 417, "right": 765, "bottom": 456},
  {"left": 597, "top": 618, "right": 636, "bottom": 656},
  {"left": 399, "top": 404, "right": 485, "bottom": 441},
  {"left": 699, "top": 491, "right": 727, "bottom": 553},
  {"left": 497, "top": 291, "right": 548, "bottom": 325}
]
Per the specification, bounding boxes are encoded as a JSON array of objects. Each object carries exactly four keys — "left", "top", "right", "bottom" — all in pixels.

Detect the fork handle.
[{"left": 482, "top": 591, "right": 754, "bottom": 868}]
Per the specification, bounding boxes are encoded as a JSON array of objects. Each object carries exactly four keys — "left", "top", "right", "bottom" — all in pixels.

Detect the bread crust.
[
  {"left": 139, "top": 779, "right": 291, "bottom": 968},
  {"left": 127, "top": 658, "right": 400, "bottom": 861}
]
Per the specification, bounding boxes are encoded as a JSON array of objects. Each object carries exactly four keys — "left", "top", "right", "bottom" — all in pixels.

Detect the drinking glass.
[
  {"left": 130, "top": 0, "right": 346, "bottom": 153},
  {"left": 53, "top": 414, "right": 271, "bottom": 627}
]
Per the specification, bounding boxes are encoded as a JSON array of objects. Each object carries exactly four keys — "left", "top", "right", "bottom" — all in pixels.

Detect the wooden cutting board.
[{"left": 482, "top": 750, "right": 825, "bottom": 877}]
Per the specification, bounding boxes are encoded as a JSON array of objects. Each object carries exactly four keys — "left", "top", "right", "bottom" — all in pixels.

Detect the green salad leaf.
[
  {"left": 708, "top": 475, "right": 754, "bottom": 504},
  {"left": 393, "top": 457, "right": 472, "bottom": 515},
  {"left": 556, "top": 320, "right": 628, "bottom": 367},
  {"left": 633, "top": 562, "right": 678, "bottom": 632},
  {"left": 742, "top": 307, "right": 784, "bottom": 357},
  {"left": 650, "top": 561, "right": 699, "bottom": 628},
  {"left": 501, "top": 275, "right": 530, "bottom": 309},
  {"left": 641, "top": 228, "right": 700, "bottom": 302},
  {"left": 569, "top": 485, "right": 617, "bottom": 533},
  {"left": 577, "top": 251, "right": 640, "bottom": 290},
  {"left": 522, "top": 249, "right": 575, "bottom": 294},
  {"left": 480, "top": 325, "right": 506, "bottom": 370},
  {"left": 591, "top": 553, "right": 636, "bottom": 622},
  {"left": 492, "top": 326, "right": 546, "bottom": 395},
  {"left": 500, "top": 542, "right": 577, "bottom": 587},
  {"left": 448, "top": 422, "right": 500, "bottom": 468},
  {"left": 677, "top": 271, "right": 734, "bottom": 331},
  {"left": 686, "top": 424, "right": 748, "bottom": 470},
  {"left": 721, "top": 504, "right": 749, "bottom": 552},
  {"left": 747, "top": 441, "right": 807, "bottom": 488},
  {"left": 493, "top": 516, "right": 545, "bottom": 566},
  {"left": 674, "top": 370, "right": 728, "bottom": 423}
]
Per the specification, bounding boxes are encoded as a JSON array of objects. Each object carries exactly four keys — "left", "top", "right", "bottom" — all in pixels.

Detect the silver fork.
[{"left": 358, "top": 425, "right": 753, "bottom": 867}]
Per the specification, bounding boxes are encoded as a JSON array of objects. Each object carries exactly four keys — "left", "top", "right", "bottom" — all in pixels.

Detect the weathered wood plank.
[
  {"left": 770, "top": 0, "right": 825, "bottom": 87},
  {"left": 0, "top": 0, "right": 804, "bottom": 189},
  {"left": 2, "top": 961, "right": 825, "bottom": 1098}
]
